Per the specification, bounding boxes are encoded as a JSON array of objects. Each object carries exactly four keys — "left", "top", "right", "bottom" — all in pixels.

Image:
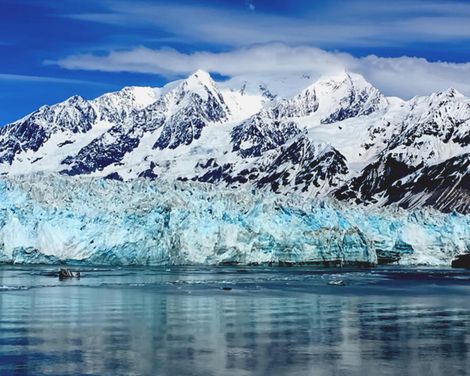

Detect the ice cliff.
[{"left": 0, "top": 174, "right": 468, "bottom": 266}]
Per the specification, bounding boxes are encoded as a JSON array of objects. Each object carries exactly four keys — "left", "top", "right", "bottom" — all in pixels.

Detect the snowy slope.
[
  {"left": 0, "top": 86, "right": 160, "bottom": 175},
  {"left": 335, "top": 88, "right": 470, "bottom": 210}
]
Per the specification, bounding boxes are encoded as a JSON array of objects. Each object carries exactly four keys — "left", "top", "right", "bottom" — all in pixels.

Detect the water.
[{"left": 1, "top": 265, "right": 469, "bottom": 376}]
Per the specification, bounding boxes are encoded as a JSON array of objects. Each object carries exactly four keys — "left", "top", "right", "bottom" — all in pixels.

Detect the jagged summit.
[
  {"left": 63, "top": 95, "right": 87, "bottom": 104},
  {"left": 95, "top": 86, "right": 159, "bottom": 107},
  {"left": 162, "top": 69, "right": 225, "bottom": 111},
  {"left": 306, "top": 71, "right": 362, "bottom": 87},
  {"left": 306, "top": 71, "right": 388, "bottom": 123},
  {"left": 179, "top": 70, "right": 218, "bottom": 95},
  {"left": 302, "top": 71, "right": 379, "bottom": 97},
  {"left": 0, "top": 70, "right": 468, "bottom": 213},
  {"left": 433, "top": 87, "right": 465, "bottom": 99},
  {"left": 186, "top": 69, "right": 214, "bottom": 85}
]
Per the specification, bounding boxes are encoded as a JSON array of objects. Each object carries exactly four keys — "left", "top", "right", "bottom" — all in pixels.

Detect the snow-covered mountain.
[{"left": 0, "top": 70, "right": 468, "bottom": 213}]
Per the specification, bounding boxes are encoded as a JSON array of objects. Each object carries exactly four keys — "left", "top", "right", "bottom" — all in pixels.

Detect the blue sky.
[{"left": 1, "top": 0, "right": 470, "bottom": 124}]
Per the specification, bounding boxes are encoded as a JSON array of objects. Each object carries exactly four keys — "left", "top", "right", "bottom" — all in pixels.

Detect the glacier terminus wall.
[{"left": 0, "top": 174, "right": 467, "bottom": 266}]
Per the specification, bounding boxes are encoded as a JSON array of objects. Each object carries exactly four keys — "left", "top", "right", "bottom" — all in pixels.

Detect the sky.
[{"left": 1, "top": 0, "right": 470, "bottom": 124}]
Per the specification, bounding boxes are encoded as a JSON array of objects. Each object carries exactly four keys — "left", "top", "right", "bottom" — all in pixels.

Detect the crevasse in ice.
[{"left": 0, "top": 174, "right": 468, "bottom": 266}]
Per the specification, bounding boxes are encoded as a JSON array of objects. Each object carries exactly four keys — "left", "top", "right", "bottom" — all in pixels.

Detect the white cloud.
[
  {"left": 49, "top": 43, "right": 470, "bottom": 98},
  {"left": 45, "top": 0, "right": 470, "bottom": 98}
]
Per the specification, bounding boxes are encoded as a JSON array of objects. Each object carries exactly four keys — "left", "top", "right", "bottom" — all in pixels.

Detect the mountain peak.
[
  {"left": 300, "top": 71, "right": 380, "bottom": 102},
  {"left": 173, "top": 69, "right": 220, "bottom": 102},
  {"left": 95, "top": 86, "right": 159, "bottom": 110},
  {"left": 63, "top": 95, "right": 88, "bottom": 105},
  {"left": 186, "top": 69, "right": 214, "bottom": 86},
  {"left": 436, "top": 87, "right": 464, "bottom": 99},
  {"left": 296, "top": 71, "right": 388, "bottom": 123},
  {"left": 189, "top": 69, "right": 211, "bottom": 79},
  {"left": 313, "top": 71, "right": 372, "bottom": 90}
]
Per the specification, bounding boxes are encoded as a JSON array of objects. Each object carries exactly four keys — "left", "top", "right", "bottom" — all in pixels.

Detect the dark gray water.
[{"left": 1, "top": 265, "right": 469, "bottom": 376}]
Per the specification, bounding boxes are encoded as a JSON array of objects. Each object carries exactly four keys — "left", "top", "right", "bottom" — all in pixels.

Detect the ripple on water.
[{"left": 0, "top": 265, "right": 469, "bottom": 376}]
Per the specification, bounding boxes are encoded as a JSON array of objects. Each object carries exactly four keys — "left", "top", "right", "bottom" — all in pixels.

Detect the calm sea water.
[{"left": 1, "top": 265, "right": 469, "bottom": 376}]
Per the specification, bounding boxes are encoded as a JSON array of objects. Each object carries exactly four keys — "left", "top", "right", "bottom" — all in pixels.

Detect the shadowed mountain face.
[{"left": 0, "top": 71, "right": 468, "bottom": 213}]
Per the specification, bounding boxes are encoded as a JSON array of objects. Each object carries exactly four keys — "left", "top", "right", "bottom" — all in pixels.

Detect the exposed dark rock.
[
  {"left": 385, "top": 154, "right": 470, "bottom": 214},
  {"left": 376, "top": 250, "right": 402, "bottom": 264},
  {"left": 451, "top": 254, "right": 470, "bottom": 269},
  {"left": 61, "top": 128, "right": 141, "bottom": 175},
  {"left": 104, "top": 172, "right": 124, "bottom": 181},
  {"left": 58, "top": 268, "right": 81, "bottom": 280},
  {"left": 231, "top": 114, "right": 300, "bottom": 158},
  {"left": 59, "top": 268, "right": 74, "bottom": 280}
]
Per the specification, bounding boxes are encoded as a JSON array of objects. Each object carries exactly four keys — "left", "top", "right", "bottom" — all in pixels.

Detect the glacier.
[{"left": 0, "top": 174, "right": 468, "bottom": 266}]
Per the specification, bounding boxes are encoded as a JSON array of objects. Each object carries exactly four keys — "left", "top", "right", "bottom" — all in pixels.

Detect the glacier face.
[{"left": 0, "top": 174, "right": 468, "bottom": 266}]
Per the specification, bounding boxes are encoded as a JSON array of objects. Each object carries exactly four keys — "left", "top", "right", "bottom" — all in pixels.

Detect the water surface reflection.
[{"left": 0, "top": 266, "right": 469, "bottom": 375}]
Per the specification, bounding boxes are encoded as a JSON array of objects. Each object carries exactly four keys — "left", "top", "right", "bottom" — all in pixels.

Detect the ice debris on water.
[{"left": 328, "top": 280, "right": 346, "bottom": 286}]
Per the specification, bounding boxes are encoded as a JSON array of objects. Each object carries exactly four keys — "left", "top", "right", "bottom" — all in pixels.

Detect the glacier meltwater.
[{"left": 0, "top": 174, "right": 468, "bottom": 266}]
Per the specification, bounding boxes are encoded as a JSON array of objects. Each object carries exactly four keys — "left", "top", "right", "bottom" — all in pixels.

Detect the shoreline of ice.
[{"left": 0, "top": 174, "right": 468, "bottom": 266}]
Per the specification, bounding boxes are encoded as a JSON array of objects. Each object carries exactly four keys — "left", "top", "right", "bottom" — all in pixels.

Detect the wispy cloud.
[
  {"left": 47, "top": 44, "right": 350, "bottom": 77},
  {"left": 0, "top": 73, "right": 105, "bottom": 85},
  {"left": 60, "top": 0, "right": 470, "bottom": 47},
  {"left": 49, "top": 43, "right": 470, "bottom": 98}
]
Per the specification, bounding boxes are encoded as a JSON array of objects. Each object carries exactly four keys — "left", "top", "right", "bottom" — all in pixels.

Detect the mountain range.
[{"left": 0, "top": 70, "right": 468, "bottom": 213}]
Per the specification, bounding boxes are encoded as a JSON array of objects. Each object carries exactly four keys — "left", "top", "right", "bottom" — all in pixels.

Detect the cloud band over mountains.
[{"left": 50, "top": 43, "right": 470, "bottom": 99}]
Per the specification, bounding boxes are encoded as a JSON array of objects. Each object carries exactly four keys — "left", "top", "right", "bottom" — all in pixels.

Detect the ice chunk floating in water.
[{"left": 0, "top": 174, "right": 468, "bottom": 266}]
